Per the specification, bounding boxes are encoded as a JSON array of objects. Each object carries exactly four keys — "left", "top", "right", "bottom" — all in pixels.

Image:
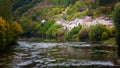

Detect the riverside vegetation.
[
  {"left": 15, "top": 0, "right": 117, "bottom": 42},
  {"left": 0, "top": 0, "right": 119, "bottom": 48},
  {"left": 1, "top": 0, "right": 120, "bottom": 68},
  {"left": 0, "top": 0, "right": 23, "bottom": 50},
  {"left": 0, "top": 0, "right": 119, "bottom": 49}
]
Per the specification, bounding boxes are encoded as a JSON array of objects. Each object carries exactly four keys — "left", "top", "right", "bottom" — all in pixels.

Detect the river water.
[{"left": 0, "top": 41, "right": 119, "bottom": 68}]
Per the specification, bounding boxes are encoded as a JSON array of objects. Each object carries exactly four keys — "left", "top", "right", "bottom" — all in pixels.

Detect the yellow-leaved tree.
[
  {"left": 10, "top": 21, "right": 23, "bottom": 40},
  {"left": 0, "top": 17, "right": 23, "bottom": 49},
  {"left": 0, "top": 0, "right": 23, "bottom": 50},
  {"left": 0, "top": 17, "right": 7, "bottom": 47}
]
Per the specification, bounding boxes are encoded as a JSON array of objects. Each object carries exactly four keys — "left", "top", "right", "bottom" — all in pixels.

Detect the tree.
[
  {"left": 10, "top": 22, "right": 23, "bottom": 40},
  {"left": 79, "top": 27, "right": 90, "bottom": 41},
  {"left": 0, "top": 17, "right": 7, "bottom": 47},
  {"left": 113, "top": 3, "right": 120, "bottom": 56},
  {"left": 57, "top": 28, "right": 65, "bottom": 42},
  {"left": 89, "top": 24, "right": 107, "bottom": 41},
  {"left": 98, "top": 0, "right": 117, "bottom": 6},
  {"left": 41, "top": 20, "right": 55, "bottom": 38},
  {"left": 0, "top": 0, "right": 12, "bottom": 22},
  {"left": 101, "top": 32, "right": 109, "bottom": 40},
  {"left": 0, "top": 0, "right": 23, "bottom": 50},
  {"left": 46, "top": 24, "right": 62, "bottom": 39},
  {"left": 67, "top": 24, "right": 81, "bottom": 41},
  {"left": 108, "top": 27, "right": 116, "bottom": 37},
  {"left": 0, "top": 17, "right": 23, "bottom": 49},
  {"left": 19, "top": 16, "right": 44, "bottom": 37}
]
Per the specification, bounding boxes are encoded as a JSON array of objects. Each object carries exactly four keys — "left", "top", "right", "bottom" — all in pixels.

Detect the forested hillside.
[
  {"left": 0, "top": 0, "right": 119, "bottom": 46},
  {"left": 12, "top": 0, "right": 118, "bottom": 21},
  {"left": 1, "top": 0, "right": 120, "bottom": 67},
  {"left": 12, "top": 0, "right": 78, "bottom": 21},
  {"left": 11, "top": 0, "right": 43, "bottom": 20},
  {"left": 10, "top": 0, "right": 118, "bottom": 39}
]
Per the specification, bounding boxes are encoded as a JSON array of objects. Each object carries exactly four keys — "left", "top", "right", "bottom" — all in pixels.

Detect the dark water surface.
[{"left": 0, "top": 41, "right": 119, "bottom": 68}]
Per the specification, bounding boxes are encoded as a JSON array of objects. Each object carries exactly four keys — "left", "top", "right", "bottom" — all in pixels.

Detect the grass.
[{"left": 101, "top": 38, "right": 116, "bottom": 45}]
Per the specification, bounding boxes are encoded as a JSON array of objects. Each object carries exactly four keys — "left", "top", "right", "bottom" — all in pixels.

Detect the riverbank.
[
  {"left": 19, "top": 38, "right": 59, "bottom": 42},
  {"left": 19, "top": 38, "right": 116, "bottom": 45},
  {"left": 101, "top": 38, "right": 116, "bottom": 45}
]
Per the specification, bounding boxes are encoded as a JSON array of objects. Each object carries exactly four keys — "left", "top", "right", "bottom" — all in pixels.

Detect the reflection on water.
[{"left": 0, "top": 41, "right": 119, "bottom": 68}]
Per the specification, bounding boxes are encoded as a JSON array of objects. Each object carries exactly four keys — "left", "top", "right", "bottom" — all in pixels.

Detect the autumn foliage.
[
  {"left": 0, "top": 17, "right": 23, "bottom": 48},
  {"left": 0, "top": 17, "right": 7, "bottom": 47}
]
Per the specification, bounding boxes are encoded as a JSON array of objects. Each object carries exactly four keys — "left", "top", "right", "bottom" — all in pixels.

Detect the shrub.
[
  {"left": 57, "top": 28, "right": 66, "bottom": 42},
  {"left": 67, "top": 24, "right": 81, "bottom": 41},
  {"left": 79, "top": 27, "right": 90, "bottom": 41},
  {"left": 101, "top": 32, "right": 109, "bottom": 40},
  {"left": 89, "top": 24, "right": 107, "bottom": 41},
  {"left": 46, "top": 24, "right": 62, "bottom": 39},
  {"left": 108, "top": 27, "right": 116, "bottom": 37}
]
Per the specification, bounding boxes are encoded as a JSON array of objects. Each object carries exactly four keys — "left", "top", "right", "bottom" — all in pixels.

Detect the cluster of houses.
[{"left": 56, "top": 16, "right": 114, "bottom": 31}]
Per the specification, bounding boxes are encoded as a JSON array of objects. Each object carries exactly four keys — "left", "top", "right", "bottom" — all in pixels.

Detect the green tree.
[
  {"left": 19, "top": 17, "right": 43, "bottom": 37},
  {"left": 98, "top": 0, "right": 117, "bottom": 6},
  {"left": 89, "top": 24, "right": 107, "bottom": 41},
  {"left": 79, "top": 27, "right": 90, "bottom": 41},
  {"left": 67, "top": 24, "right": 81, "bottom": 41},
  {"left": 108, "top": 27, "right": 116, "bottom": 37},
  {"left": 113, "top": 3, "right": 120, "bottom": 56},
  {"left": 0, "top": 0, "right": 12, "bottom": 22},
  {"left": 19, "top": 17, "right": 32, "bottom": 37},
  {"left": 41, "top": 20, "right": 55, "bottom": 38},
  {"left": 46, "top": 24, "right": 62, "bottom": 39}
]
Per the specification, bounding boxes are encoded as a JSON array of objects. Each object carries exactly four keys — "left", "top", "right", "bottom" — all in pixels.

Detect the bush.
[
  {"left": 101, "top": 32, "right": 109, "bottom": 40},
  {"left": 79, "top": 27, "right": 90, "bottom": 41},
  {"left": 89, "top": 24, "right": 107, "bottom": 41},
  {"left": 108, "top": 27, "right": 116, "bottom": 37},
  {"left": 57, "top": 28, "right": 66, "bottom": 42},
  {"left": 87, "top": 9, "right": 94, "bottom": 16},
  {"left": 46, "top": 24, "right": 62, "bottom": 39},
  {"left": 67, "top": 24, "right": 81, "bottom": 41}
]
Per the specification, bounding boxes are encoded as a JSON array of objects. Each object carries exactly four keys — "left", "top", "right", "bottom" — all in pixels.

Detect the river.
[{"left": 0, "top": 41, "right": 119, "bottom": 68}]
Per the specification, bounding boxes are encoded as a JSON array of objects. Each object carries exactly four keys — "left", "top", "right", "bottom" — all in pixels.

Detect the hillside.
[
  {"left": 1, "top": 1, "right": 120, "bottom": 68},
  {"left": 10, "top": 0, "right": 118, "bottom": 41},
  {"left": 11, "top": 0, "right": 44, "bottom": 20},
  {"left": 12, "top": 0, "right": 118, "bottom": 21},
  {"left": 12, "top": 0, "right": 78, "bottom": 21}
]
